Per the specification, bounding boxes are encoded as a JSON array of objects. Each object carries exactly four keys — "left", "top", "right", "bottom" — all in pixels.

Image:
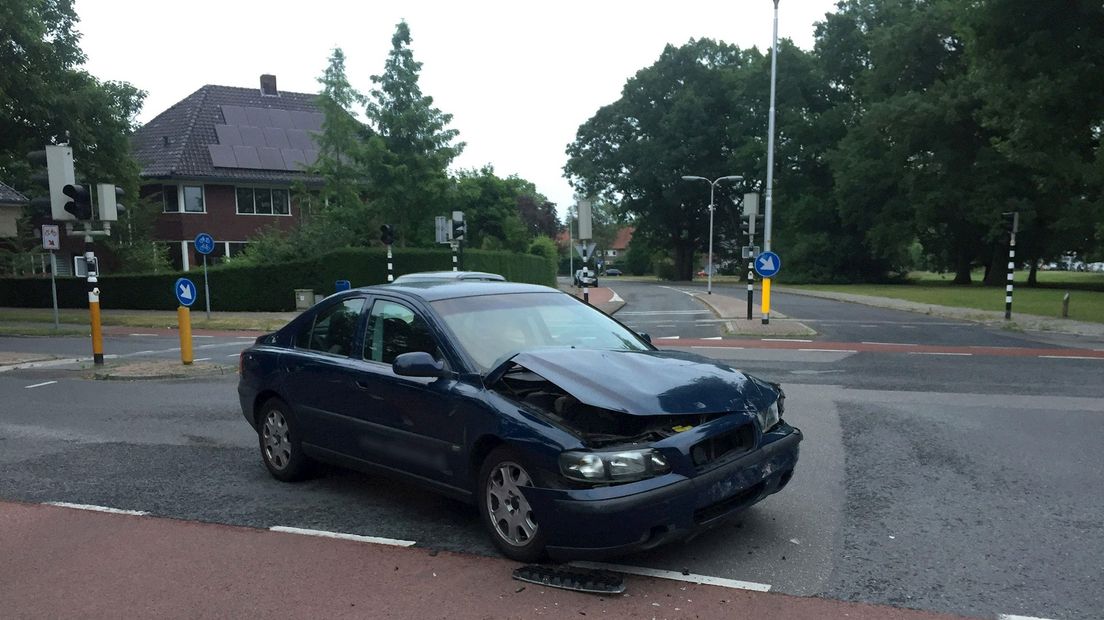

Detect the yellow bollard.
[
  {"left": 761, "top": 278, "right": 772, "bottom": 324},
  {"left": 178, "top": 306, "right": 193, "bottom": 365},
  {"left": 89, "top": 288, "right": 104, "bottom": 364}
]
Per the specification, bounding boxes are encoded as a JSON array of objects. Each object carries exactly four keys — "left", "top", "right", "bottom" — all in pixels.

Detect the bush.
[{"left": 0, "top": 247, "right": 553, "bottom": 311}]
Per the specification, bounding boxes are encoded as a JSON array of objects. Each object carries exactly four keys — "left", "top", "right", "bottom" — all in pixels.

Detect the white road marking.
[
  {"left": 901, "top": 325, "right": 919, "bottom": 329},
  {"left": 133, "top": 350, "right": 156, "bottom": 354},
  {"left": 236, "top": 336, "right": 256, "bottom": 340},
  {"left": 658, "top": 286, "right": 698, "bottom": 297},
  {"left": 656, "top": 336, "right": 680, "bottom": 340},
  {"left": 0, "top": 355, "right": 118, "bottom": 373},
  {"left": 998, "top": 614, "right": 1057, "bottom": 620},
  {"left": 1038, "top": 355, "right": 1103, "bottom": 361},
  {"left": 24, "top": 381, "right": 57, "bottom": 389},
  {"left": 762, "top": 338, "right": 812, "bottom": 342},
  {"left": 702, "top": 336, "right": 723, "bottom": 340},
  {"left": 128, "top": 333, "right": 157, "bottom": 337},
  {"left": 193, "top": 335, "right": 215, "bottom": 338},
  {"left": 193, "top": 358, "right": 211, "bottom": 362},
  {"left": 692, "top": 346, "right": 745, "bottom": 350},
  {"left": 862, "top": 342, "right": 918, "bottom": 346},
  {"left": 227, "top": 353, "right": 240, "bottom": 357},
  {"left": 269, "top": 526, "right": 415, "bottom": 547},
  {"left": 608, "top": 290, "right": 624, "bottom": 303},
  {"left": 619, "top": 310, "right": 710, "bottom": 315},
  {"left": 569, "top": 561, "right": 771, "bottom": 592},
  {"left": 45, "top": 502, "right": 149, "bottom": 516},
  {"left": 799, "top": 348, "right": 858, "bottom": 353},
  {"left": 860, "top": 324, "right": 878, "bottom": 328},
  {"left": 907, "top": 351, "right": 972, "bottom": 356}
]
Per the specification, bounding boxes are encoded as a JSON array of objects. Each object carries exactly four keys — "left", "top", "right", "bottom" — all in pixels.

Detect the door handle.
[{"left": 354, "top": 380, "right": 372, "bottom": 391}]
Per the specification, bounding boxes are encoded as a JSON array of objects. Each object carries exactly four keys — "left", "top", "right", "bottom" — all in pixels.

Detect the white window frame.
[
  {"left": 160, "top": 184, "right": 180, "bottom": 213},
  {"left": 234, "top": 186, "right": 292, "bottom": 216},
  {"left": 181, "top": 185, "right": 206, "bottom": 214}
]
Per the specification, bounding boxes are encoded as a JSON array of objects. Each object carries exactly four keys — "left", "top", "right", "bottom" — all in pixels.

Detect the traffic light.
[
  {"left": 739, "top": 218, "right": 751, "bottom": 240},
  {"left": 1001, "top": 211, "right": 1019, "bottom": 236},
  {"left": 63, "top": 184, "right": 93, "bottom": 220},
  {"left": 451, "top": 210, "right": 465, "bottom": 242},
  {"left": 97, "top": 184, "right": 124, "bottom": 221},
  {"left": 26, "top": 145, "right": 76, "bottom": 221},
  {"left": 380, "top": 224, "right": 395, "bottom": 245}
]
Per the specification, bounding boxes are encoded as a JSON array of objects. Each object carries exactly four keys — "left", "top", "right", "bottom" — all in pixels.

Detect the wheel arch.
[{"left": 252, "top": 390, "right": 285, "bottom": 427}]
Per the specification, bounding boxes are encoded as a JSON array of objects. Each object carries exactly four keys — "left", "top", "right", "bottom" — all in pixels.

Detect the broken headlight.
[
  {"left": 757, "top": 400, "right": 780, "bottom": 432},
  {"left": 559, "top": 449, "right": 671, "bottom": 483}
]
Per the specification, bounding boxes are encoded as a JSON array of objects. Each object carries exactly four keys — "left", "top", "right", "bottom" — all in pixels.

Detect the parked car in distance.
[
  {"left": 238, "top": 281, "right": 802, "bottom": 561},
  {"left": 605, "top": 268, "right": 623, "bottom": 276},
  {"left": 392, "top": 270, "right": 506, "bottom": 284},
  {"left": 574, "top": 268, "right": 598, "bottom": 287}
]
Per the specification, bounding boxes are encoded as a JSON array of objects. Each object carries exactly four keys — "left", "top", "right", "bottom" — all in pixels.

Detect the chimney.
[{"left": 260, "top": 74, "right": 278, "bottom": 97}]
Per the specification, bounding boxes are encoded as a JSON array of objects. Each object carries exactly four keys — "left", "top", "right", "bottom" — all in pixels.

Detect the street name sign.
[
  {"left": 175, "top": 278, "right": 197, "bottom": 307},
  {"left": 194, "top": 233, "right": 215, "bottom": 255},
  {"left": 754, "top": 251, "right": 781, "bottom": 278}
]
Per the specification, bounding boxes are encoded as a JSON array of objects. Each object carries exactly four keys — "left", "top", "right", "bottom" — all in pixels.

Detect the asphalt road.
[{"left": 2, "top": 282, "right": 1103, "bottom": 619}]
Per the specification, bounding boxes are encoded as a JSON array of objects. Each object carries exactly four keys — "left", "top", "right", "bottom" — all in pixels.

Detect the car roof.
[
  {"left": 350, "top": 280, "right": 558, "bottom": 302},
  {"left": 392, "top": 270, "right": 506, "bottom": 282}
]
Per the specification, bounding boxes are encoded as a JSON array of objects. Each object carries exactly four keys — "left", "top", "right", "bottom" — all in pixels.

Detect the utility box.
[{"left": 294, "top": 289, "right": 314, "bottom": 310}]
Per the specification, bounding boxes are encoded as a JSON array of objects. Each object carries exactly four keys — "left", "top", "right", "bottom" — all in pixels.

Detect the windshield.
[{"left": 431, "top": 292, "right": 651, "bottom": 372}]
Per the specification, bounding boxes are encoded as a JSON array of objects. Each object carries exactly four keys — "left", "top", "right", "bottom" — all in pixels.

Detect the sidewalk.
[
  {"left": 558, "top": 285, "right": 626, "bottom": 315},
  {"left": 685, "top": 291, "right": 816, "bottom": 337},
  {"left": 777, "top": 287, "right": 1104, "bottom": 338},
  {"left": 0, "top": 500, "right": 966, "bottom": 620}
]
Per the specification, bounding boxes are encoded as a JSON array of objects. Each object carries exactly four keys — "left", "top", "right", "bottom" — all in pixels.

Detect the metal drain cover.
[{"left": 512, "top": 564, "right": 626, "bottom": 594}]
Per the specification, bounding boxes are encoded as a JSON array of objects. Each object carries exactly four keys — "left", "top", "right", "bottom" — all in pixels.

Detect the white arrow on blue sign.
[
  {"left": 194, "top": 232, "right": 215, "bottom": 255},
  {"left": 175, "top": 277, "right": 197, "bottom": 307},
  {"left": 754, "top": 251, "right": 782, "bottom": 278}
]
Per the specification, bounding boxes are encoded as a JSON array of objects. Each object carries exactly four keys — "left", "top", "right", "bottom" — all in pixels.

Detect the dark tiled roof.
[
  {"left": 130, "top": 85, "right": 325, "bottom": 185},
  {"left": 0, "top": 181, "right": 28, "bottom": 205}
]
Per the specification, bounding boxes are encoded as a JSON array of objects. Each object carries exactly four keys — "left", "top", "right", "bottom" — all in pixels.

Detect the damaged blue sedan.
[{"left": 238, "top": 281, "right": 802, "bottom": 561}]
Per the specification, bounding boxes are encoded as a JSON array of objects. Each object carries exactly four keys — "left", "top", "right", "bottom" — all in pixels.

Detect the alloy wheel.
[
  {"left": 262, "top": 410, "right": 292, "bottom": 470},
  {"left": 486, "top": 461, "right": 538, "bottom": 546}
]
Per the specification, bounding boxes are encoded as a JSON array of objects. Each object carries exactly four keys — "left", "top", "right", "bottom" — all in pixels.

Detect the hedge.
[{"left": 0, "top": 248, "right": 556, "bottom": 311}]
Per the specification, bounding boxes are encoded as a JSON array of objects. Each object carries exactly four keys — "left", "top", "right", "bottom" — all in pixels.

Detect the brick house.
[
  {"left": 0, "top": 181, "right": 28, "bottom": 241},
  {"left": 130, "top": 74, "right": 324, "bottom": 271}
]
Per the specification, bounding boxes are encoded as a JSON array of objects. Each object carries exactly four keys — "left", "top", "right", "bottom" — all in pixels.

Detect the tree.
[
  {"left": 365, "top": 21, "right": 463, "bottom": 246},
  {"left": 451, "top": 166, "right": 536, "bottom": 252}
]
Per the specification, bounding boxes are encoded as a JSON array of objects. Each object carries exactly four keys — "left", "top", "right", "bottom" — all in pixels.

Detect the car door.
[
  {"left": 279, "top": 296, "right": 368, "bottom": 455},
  {"left": 346, "top": 297, "right": 468, "bottom": 486}
]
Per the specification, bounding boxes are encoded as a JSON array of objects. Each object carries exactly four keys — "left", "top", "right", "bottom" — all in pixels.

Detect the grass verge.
[{"left": 0, "top": 308, "right": 292, "bottom": 331}]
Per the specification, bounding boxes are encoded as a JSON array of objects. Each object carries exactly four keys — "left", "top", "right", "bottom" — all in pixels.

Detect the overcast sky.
[{"left": 76, "top": 0, "right": 838, "bottom": 219}]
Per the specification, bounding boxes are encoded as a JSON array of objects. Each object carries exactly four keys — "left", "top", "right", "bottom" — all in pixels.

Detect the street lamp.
[{"left": 681, "top": 175, "right": 743, "bottom": 294}]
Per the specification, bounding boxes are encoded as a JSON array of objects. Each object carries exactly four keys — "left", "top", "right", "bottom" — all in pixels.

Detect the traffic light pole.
[
  {"left": 746, "top": 258, "right": 755, "bottom": 320},
  {"left": 84, "top": 235, "right": 104, "bottom": 365},
  {"left": 386, "top": 244, "right": 394, "bottom": 282},
  {"left": 1005, "top": 212, "right": 1019, "bottom": 320},
  {"left": 452, "top": 241, "right": 459, "bottom": 272}
]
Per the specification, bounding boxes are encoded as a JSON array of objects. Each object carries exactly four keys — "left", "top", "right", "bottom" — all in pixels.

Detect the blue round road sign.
[
  {"left": 754, "top": 251, "right": 782, "bottom": 278},
  {"left": 194, "top": 232, "right": 215, "bottom": 255},
  {"left": 174, "top": 277, "right": 197, "bottom": 307}
]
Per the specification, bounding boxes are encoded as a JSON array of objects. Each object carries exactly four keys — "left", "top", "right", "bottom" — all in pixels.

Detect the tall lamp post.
[
  {"left": 762, "top": 0, "right": 780, "bottom": 324},
  {"left": 682, "top": 175, "right": 743, "bottom": 294}
]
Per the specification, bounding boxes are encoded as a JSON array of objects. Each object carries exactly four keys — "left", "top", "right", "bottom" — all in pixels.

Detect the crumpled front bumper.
[{"left": 523, "top": 425, "right": 802, "bottom": 560}]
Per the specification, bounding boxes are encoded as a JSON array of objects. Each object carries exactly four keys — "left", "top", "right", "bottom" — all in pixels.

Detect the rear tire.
[
  {"left": 478, "top": 446, "right": 548, "bottom": 563},
  {"left": 257, "top": 398, "right": 313, "bottom": 482}
]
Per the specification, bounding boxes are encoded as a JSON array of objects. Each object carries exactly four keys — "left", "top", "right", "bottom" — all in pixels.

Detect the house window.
[
  {"left": 182, "top": 186, "right": 205, "bottom": 213},
  {"left": 235, "top": 187, "right": 291, "bottom": 215},
  {"left": 162, "top": 185, "right": 179, "bottom": 212}
]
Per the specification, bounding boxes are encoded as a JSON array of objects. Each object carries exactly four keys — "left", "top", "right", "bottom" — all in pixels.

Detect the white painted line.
[
  {"left": 702, "top": 336, "right": 723, "bottom": 340},
  {"left": 908, "top": 351, "right": 972, "bottom": 356},
  {"left": 762, "top": 338, "right": 812, "bottom": 342},
  {"left": 1038, "top": 355, "right": 1103, "bottom": 361},
  {"left": 998, "top": 614, "right": 1056, "bottom": 620},
  {"left": 269, "top": 526, "right": 415, "bottom": 547},
  {"left": 24, "top": 381, "right": 58, "bottom": 389},
  {"left": 608, "top": 290, "right": 624, "bottom": 303},
  {"left": 236, "top": 336, "right": 256, "bottom": 340},
  {"left": 620, "top": 310, "right": 710, "bottom": 316},
  {"left": 692, "top": 346, "right": 744, "bottom": 350},
  {"left": 860, "top": 324, "right": 878, "bottom": 328},
  {"left": 227, "top": 353, "right": 240, "bottom": 357},
  {"left": 128, "top": 333, "right": 157, "bottom": 337},
  {"left": 569, "top": 561, "right": 770, "bottom": 592},
  {"left": 799, "top": 348, "right": 857, "bottom": 353},
  {"left": 862, "top": 342, "right": 918, "bottom": 346},
  {"left": 133, "top": 350, "right": 156, "bottom": 355},
  {"left": 45, "top": 502, "right": 149, "bottom": 516},
  {"left": 193, "top": 335, "right": 215, "bottom": 338},
  {"left": 656, "top": 336, "right": 680, "bottom": 340},
  {"left": 193, "top": 357, "right": 211, "bottom": 362}
]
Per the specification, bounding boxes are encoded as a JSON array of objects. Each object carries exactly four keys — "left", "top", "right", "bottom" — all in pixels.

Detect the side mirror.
[
  {"left": 393, "top": 351, "right": 447, "bottom": 378},
  {"left": 638, "top": 332, "right": 651, "bottom": 344}
]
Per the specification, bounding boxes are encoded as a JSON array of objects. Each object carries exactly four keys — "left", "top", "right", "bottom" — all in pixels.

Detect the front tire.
[
  {"left": 478, "top": 446, "right": 548, "bottom": 562},
  {"left": 258, "top": 398, "right": 312, "bottom": 482}
]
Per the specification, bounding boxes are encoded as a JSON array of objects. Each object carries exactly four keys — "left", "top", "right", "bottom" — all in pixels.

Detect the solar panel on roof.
[
  {"left": 289, "top": 111, "right": 316, "bottom": 130},
  {"left": 303, "top": 149, "right": 319, "bottom": 166},
  {"left": 263, "top": 127, "right": 291, "bottom": 149},
  {"left": 208, "top": 144, "right": 237, "bottom": 168},
  {"left": 239, "top": 126, "right": 266, "bottom": 147},
  {"left": 282, "top": 149, "right": 307, "bottom": 170},
  {"left": 268, "top": 109, "right": 293, "bottom": 129},
  {"left": 257, "top": 147, "right": 286, "bottom": 170},
  {"left": 306, "top": 113, "right": 324, "bottom": 131},
  {"left": 233, "top": 145, "right": 262, "bottom": 169},
  {"left": 221, "top": 105, "right": 248, "bottom": 125},
  {"left": 215, "top": 125, "right": 243, "bottom": 146},
  {"left": 245, "top": 107, "right": 271, "bottom": 127},
  {"left": 286, "top": 128, "right": 314, "bottom": 151}
]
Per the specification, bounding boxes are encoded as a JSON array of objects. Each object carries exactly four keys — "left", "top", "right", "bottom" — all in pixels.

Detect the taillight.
[{"left": 238, "top": 351, "right": 245, "bottom": 374}]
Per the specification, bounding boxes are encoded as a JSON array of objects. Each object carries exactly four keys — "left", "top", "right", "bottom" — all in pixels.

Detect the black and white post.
[
  {"left": 1004, "top": 211, "right": 1019, "bottom": 320},
  {"left": 747, "top": 258, "right": 755, "bottom": 320},
  {"left": 451, "top": 242, "right": 458, "bottom": 272},
  {"left": 582, "top": 246, "right": 590, "bottom": 305}
]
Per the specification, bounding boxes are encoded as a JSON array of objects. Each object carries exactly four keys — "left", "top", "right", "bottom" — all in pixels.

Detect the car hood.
[{"left": 486, "top": 348, "right": 776, "bottom": 416}]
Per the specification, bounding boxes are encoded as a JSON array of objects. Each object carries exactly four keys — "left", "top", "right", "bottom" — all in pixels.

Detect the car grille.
[{"left": 690, "top": 423, "right": 755, "bottom": 471}]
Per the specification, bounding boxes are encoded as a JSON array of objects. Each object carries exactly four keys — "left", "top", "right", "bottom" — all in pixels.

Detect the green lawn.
[
  {"left": 909, "top": 270, "right": 1104, "bottom": 288},
  {"left": 0, "top": 307, "right": 292, "bottom": 331},
  {"left": 788, "top": 281, "right": 1104, "bottom": 323}
]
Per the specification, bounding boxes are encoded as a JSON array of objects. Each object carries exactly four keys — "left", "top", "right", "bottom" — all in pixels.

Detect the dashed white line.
[
  {"left": 702, "top": 336, "right": 723, "bottom": 340},
  {"left": 908, "top": 351, "right": 972, "bottom": 356},
  {"left": 269, "top": 526, "right": 415, "bottom": 547},
  {"left": 236, "top": 336, "right": 255, "bottom": 340},
  {"left": 569, "top": 561, "right": 771, "bottom": 592},
  {"left": 193, "top": 335, "right": 215, "bottom": 338},
  {"left": 998, "top": 614, "right": 1056, "bottom": 620},
  {"left": 656, "top": 336, "right": 680, "bottom": 340},
  {"left": 1038, "top": 355, "right": 1103, "bottom": 361},
  {"left": 762, "top": 338, "right": 812, "bottom": 342},
  {"left": 45, "top": 502, "right": 149, "bottom": 516},
  {"left": 193, "top": 357, "right": 211, "bottom": 362},
  {"left": 799, "top": 348, "right": 858, "bottom": 353},
  {"left": 24, "top": 381, "right": 58, "bottom": 389},
  {"left": 862, "top": 342, "right": 918, "bottom": 346},
  {"left": 128, "top": 333, "right": 157, "bottom": 337},
  {"left": 692, "top": 346, "right": 745, "bottom": 350},
  {"left": 227, "top": 353, "right": 240, "bottom": 357}
]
